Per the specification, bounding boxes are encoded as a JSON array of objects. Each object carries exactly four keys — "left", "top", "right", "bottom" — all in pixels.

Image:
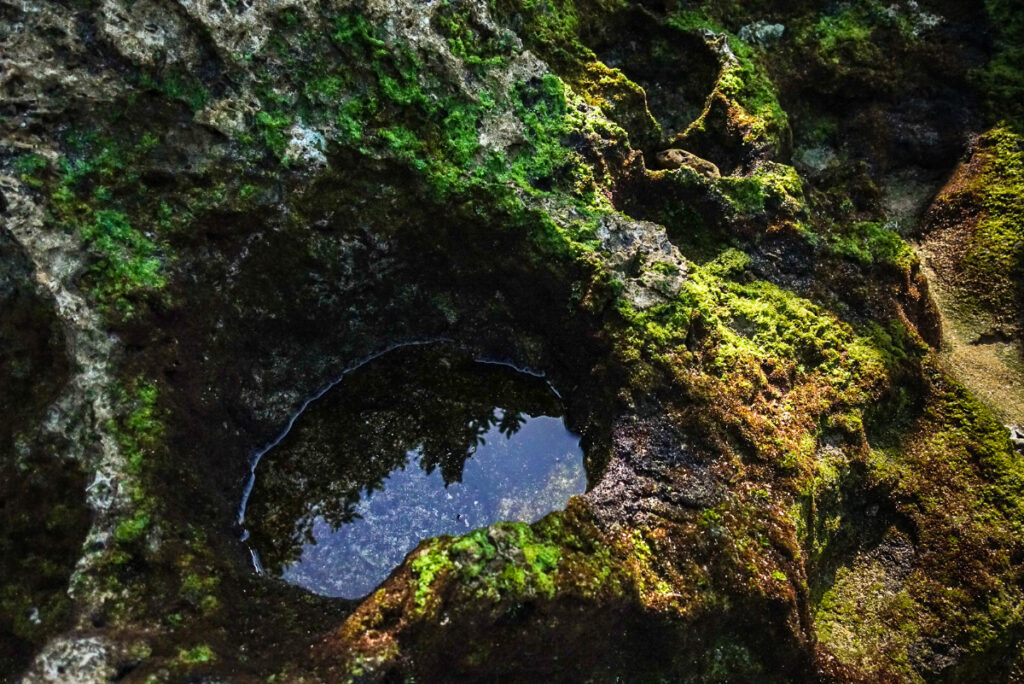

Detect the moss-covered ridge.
[
  {"left": 321, "top": 497, "right": 812, "bottom": 682},
  {"left": 919, "top": 125, "right": 1024, "bottom": 331}
]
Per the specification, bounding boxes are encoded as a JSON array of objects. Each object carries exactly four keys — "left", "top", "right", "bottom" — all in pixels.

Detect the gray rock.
[
  {"left": 738, "top": 21, "right": 785, "bottom": 47},
  {"left": 1008, "top": 425, "right": 1024, "bottom": 453}
]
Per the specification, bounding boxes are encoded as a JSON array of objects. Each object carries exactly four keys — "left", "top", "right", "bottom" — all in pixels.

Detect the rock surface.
[{"left": 1, "top": 0, "right": 1023, "bottom": 681}]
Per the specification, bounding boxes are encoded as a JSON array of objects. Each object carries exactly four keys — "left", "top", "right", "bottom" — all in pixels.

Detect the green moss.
[
  {"left": 813, "top": 555, "right": 920, "bottom": 680},
  {"left": 435, "top": 0, "right": 516, "bottom": 71},
  {"left": 716, "top": 160, "right": 805, "bottom": 217},
  {"left": 667, "top": 10, "right": 789, "bottom": 147},
  {"left": 793, "top": 1, "right": 932, "bottom": 83},
  {"left": 718, "top": 176, "right": 766, "bottom": 214},
  {"left": 401, "top": 510, "right": 632, "bottom": 625},
  {"left": 22, "top": 129, "right": 174, "bottom": 317},
  {"left": 252, "top": 7, "right": 593, "bottom": 206},
  {"left": 807, "top": 7, "right": 879, "bottom": 67},
  {"left": 108, "top": 380, "right": 163, "bottom": 481},
  {"left": 14, "top": 1, "right": 1020, "bottom": 676},
  {"left": 826, "top": 220, "right": 915, "bottom": 270},
  {"left": 491, "top": 0, "right": 587, "bottom": 72},
  {"left": 847, "top": 361, "right": 1024, "bottom": 676},
  {"left": 89, "top": 378, "right": 172, "bottom": 610},
  {"left": 670, "top": 253, "right": 885, "bottom": 380},
  {"left": 114, "top": 511, "right": 152, "bottom": 545},
  {"left": 79, "top": 209, "right": 165, "bottom": 309},
  {"left": 490, "top": 0, "right": 660, "bottom": 146},
  {"left": 255, "top": 110, "right": 295, "bottom": 159},
  {"left": 410, "top": 542, "right": 454, "bottom": 611},
  {"left": 13, "top": 153, "right": 49, "bottom": 188},
  {"left": 137, "top": 70, "right": 210, "bottom": 113},
  {"left": 961, "top": 125, "right": 1024, "bottom": 319},
  {"left": 504, "top": 75, "right": 590, "bottom": 197},
  {"left": 178, "top": 644, "right": 216, "bottom": 665},
  {"left": 450, "top": 523, "right": 562, "bottom": 599}
]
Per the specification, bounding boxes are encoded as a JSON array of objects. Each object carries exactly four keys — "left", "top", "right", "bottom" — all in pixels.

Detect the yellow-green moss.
[{"left": 961, "top": 125, "right": 1024, "bottom": 319}]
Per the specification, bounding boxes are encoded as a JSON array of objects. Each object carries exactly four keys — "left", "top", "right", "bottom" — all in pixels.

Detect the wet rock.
[{"left": 587, "top": 415, "right": 721, "bottom": 528}]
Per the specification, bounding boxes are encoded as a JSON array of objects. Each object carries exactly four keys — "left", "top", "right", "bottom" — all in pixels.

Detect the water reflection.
[{"left": 244, "top": 344, "right": 585, "bottom": 599}]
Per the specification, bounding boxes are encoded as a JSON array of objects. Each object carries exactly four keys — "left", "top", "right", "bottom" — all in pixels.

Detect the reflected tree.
[{"left": 245, "top": 344, "right": 563, "bottom": 575}]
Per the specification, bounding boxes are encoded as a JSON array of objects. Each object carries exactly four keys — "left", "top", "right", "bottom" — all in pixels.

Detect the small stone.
[
  {"left": 284, "top": 123, "right": 328, "bottom": 168},
  {"left": 653, "top": 149, "right": 720, "bottom": 178},
  {"left": 738, "top": 21, "right": 785, "bottom": 47},
  {"left": 1008, "top": 425, "right": 1024, "bottom": 453},
  {"left": 796, "top": 145, "right": 837, "bottom": 172}
]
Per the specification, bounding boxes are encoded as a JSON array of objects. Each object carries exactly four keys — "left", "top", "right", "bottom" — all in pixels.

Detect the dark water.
[{"left": 243, "top": 344, "right": 585, "bottom": 599}]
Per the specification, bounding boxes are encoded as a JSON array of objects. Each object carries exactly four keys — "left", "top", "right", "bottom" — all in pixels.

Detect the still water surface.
[{"left": 243, "top": 344, "right": 585, "bottom": 598}]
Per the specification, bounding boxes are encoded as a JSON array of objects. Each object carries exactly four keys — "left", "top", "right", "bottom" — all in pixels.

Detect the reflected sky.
[
  {"left": 283, "top": 414, "right": 583, "bottom": 597},
  {"left": 244, "top": 344, "right": 585, "bottom": 599}
]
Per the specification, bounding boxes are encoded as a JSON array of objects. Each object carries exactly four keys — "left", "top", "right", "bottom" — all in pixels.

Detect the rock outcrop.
[{"left": 1, "top": 0, "right": 1023, "bottom": 681}]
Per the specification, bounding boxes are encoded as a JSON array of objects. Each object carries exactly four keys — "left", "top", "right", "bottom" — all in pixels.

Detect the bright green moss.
[
  {"left": 961, "top": 125, "right": 1024, "bottom": 318},
  {"left": 22, "top": 130, "right": 174, "bottom": 317},
  {"left": 100, "top": 379, "right": 165, "bottom": 572},
  {"left": 410, "top": 542, "right": 454, "bottom": 611},
  {"left": 108, "top": 381, "right": 163, "bottom": 479},
  {"left": 435, "top": 0, "right": 516, "bottom": 71},
  {"left": 716, "top": 160, "right": 805, "bottom": 219},
  {"left": 826, "top": 221, "right": 915, "bottom": 270},
  {"left": 668, "top": 252, "right": 882, "bottom": 379},
  {"left": 255, "top": 110, "right": 295, "bottom": 159},
  {"left": 113, "top": 511, "right": 151, "bottom": 545},
  {"left": 178, "top": 644, "right": 216, "bottom": 665},
  {"left": 717, "top": 176, "right": 766, "bottom": 214},
  {"left": 504, "top": 75, "right": 588, "bottom": 197},
  {"left": 404, "top": 513, "right": 632, "bottom": 620},
  {"left": 667, "top": 10, "right": 789, "bottom": 147},
  {"left": 450, "top": 524, "right": 562, "bottom": 599},
  {"left": 79, "top": 209, "right": 165, "bottom": 310}
]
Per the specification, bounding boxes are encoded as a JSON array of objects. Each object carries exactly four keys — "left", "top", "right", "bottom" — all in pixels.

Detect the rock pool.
[{"left": 241, "top": 344, "right": 586, "bottom": 598}]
